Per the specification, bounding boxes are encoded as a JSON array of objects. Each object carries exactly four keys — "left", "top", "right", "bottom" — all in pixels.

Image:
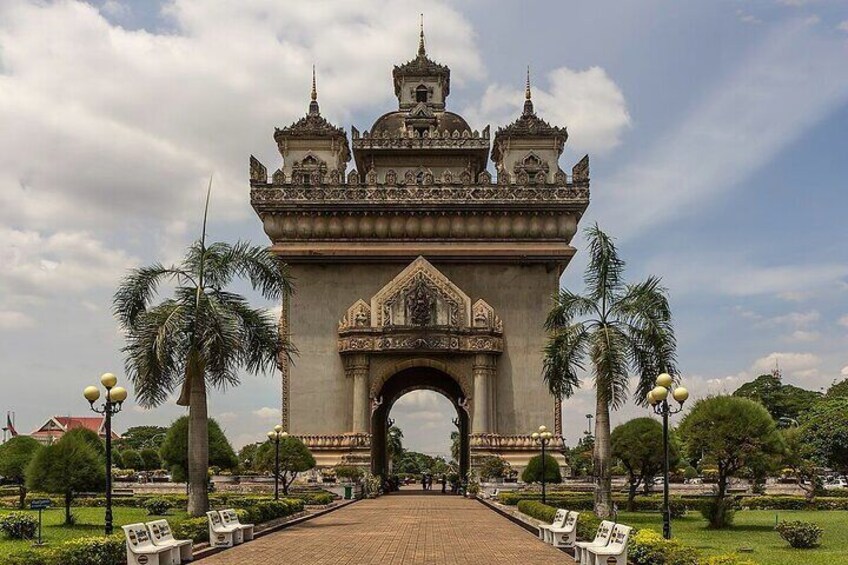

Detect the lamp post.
[
  {"left": 531, "top": 425, "right": 554, "bottom": 505},
  {"left": 83, "top": 372, "right": 128, "bottom": 536},
  {"left": 266, "top": 426, "right": 287, "bottom": 500},
  {"left": 647, "top": 372, "right": 689, "bottom": 540},
  {"left": 585, "top": 414, "right": 593, "bottom": 438}
]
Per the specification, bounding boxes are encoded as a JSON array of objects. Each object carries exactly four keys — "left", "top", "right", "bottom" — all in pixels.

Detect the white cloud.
[
  {"left": 752, "top": 352, "right": 820, "bottom": 376},
  {"left": 737, "top": 10, "right": 762, "bottom": 25},
  {"left": 841, "top": 366, "right": 848, "bottom": 377},
  {"left": 600, "top": 16, "right": 848, "bottom": 238},
  {"left": 464, "top": 66, "right": 630, "bottom": 155},
  {"left": 0, "top": 310, "right": 35, "bottom": 330},
  {"left": 217, "top": 411, "right": 238, "bottom": 423},
  {"left": 252, "top": 407, "right": 278, "bottom": 420},
  {"left": 838, "top": 20, "right": 848, "bottom": 32},
  {"left": 838, "top": 315, "right": 848, "bottom": 328},
  {"left": 788, "top": 330, "right": 821, "bottom": 342}
]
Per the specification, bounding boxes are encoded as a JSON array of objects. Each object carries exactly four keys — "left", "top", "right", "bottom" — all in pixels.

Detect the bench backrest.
[
  {"left": 207, "top": 510, "right": 227, "bottom": 531},
  {"left": 147, "top": 519, "right": 175, "bottom": 543},
  {"left": 563, "top": 511, "right": 578, "bottom": 529},
  {"left": 551, "top": 509, "right": 568, "bottom": 527},
  {"left": 123, "top": 523, "right": 154, "bottom": 551},
  {"left": 606, "top": 524, "right": 632, "bottom": 551},
  {"left": 592, "top": 520, "right": 616, "bottom": 545},
  {"left": 220, "top": 509, "right": 240, "bottom": 526}
]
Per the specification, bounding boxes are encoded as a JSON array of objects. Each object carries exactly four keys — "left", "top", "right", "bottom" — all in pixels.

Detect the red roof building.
[{"left": 29, "top": 416, "right": 120, "bottom": 445}]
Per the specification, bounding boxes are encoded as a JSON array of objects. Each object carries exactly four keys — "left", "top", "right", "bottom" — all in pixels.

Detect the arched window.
[{"left": 416, "top": 85, "right": 428, "bottom": 103}]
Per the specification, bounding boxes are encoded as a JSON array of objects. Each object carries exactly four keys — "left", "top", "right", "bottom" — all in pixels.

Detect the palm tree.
[
  {"left": 114, "top": 235, "right": 292, "bottom": 516},
  {"left": 543, "top": 224, "right": 677, "bottom": 518}
]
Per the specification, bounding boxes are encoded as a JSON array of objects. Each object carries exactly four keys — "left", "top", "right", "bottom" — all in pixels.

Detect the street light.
[
  {"left": 647, "top": 372, "right": 689, "bottom": 540},
  {"left": 531, "top": 425, "right": 554, "bottom": 505},
  {"left": 266, "top": 425, "right": 288, "bottom": 500},
  {"left": 83, "top": 372, "right": 127, "bottom": 536},
  {"left": 585, "top": 414, "right": 593, "bottom": 438}
]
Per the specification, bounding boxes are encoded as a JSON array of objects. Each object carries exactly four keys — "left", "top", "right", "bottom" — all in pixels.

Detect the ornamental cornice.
[
  {"left": 337, "top": 328, "right": 504, "bottom": 355},
  {"left": 469, "top": 433, "right": 565, "bottom": 451}
]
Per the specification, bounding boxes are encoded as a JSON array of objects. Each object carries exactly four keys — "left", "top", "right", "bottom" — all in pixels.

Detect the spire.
[
  {"left": 523, "top": 65, "right": 534, "bottom": 116},
  {"left": 309, "top": 64, "right": 320, "bottom": 115},
  {"left": 418, "top": 13, "right": 426, "bottom": 57}
]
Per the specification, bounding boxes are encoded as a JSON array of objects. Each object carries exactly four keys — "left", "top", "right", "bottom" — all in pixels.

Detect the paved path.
[{"left": 199, "top": 493, "right": 573, "bottom": 564}]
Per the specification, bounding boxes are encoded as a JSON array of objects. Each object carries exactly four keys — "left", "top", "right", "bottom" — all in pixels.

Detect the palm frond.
[
  {"left": 543, "top": 322, "right": 589, "bottom": 399},
  {"left": 196, "top": 291, "right": 242, "bottom": 390},
  {"left": 122, "top": 300, "right": 191, "bottom": 407},
  {"left": 583, "top": 224, "right": 626, "bottom": 305},
  {"left": 590, "top": 323, "right": 631, "bottom": 410},
  {"left": 222, "top": 241, "right": 293, "bottom": 300},
  {"left": 113, "top": 264, "right": 194, "bottom": 329},
  {"left": 545, "top": 289, "right": 597, "bottom": 331}
]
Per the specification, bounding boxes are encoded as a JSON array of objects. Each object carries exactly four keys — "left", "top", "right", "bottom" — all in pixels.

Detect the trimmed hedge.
[
  {"left": 0, "top": 535, "right": 124, "bottom": 565},
  {"left": 514, "top": 500, "right": 601, "bottom": 542}
]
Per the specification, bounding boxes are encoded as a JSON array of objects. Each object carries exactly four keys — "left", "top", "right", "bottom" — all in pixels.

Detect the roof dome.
[{"left": 370, "top": 110, "right": 471, "bottom": 136}]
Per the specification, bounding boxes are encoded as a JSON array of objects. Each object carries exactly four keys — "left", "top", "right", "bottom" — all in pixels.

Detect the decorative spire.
[
  {"left": 523, "top": 65, "right": 534, "bottom": 116},
  {"left": 418, "top": 13, "right": 426, "bottom": 57},
  {"left": 308, "top": 64, "right": 320, "bottom": 115}
]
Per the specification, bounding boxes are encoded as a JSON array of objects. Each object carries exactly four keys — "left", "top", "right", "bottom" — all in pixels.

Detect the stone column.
[
  {"left": 472, "top": 354, "right": 496, "bottom": 434},
  {"left": 347, "top": 354, "right": 370, "bottom": 434},
  {"left": 278, "top": 293, "right": 291, "bottom": 431}
]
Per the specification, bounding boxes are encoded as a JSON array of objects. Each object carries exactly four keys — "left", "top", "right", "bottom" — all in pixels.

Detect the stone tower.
[{"left": 250, "top": 32, "right": 590, "bottom": 475}]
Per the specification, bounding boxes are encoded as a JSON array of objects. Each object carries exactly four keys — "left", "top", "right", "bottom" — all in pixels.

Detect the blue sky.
[{"left": 0, "top": 0, "right": 846, "bottom": 457}]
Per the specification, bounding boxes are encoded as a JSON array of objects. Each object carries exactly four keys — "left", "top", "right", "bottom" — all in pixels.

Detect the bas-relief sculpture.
[{"left": 249, "top": 28, "right": 589, "bottom": 474}]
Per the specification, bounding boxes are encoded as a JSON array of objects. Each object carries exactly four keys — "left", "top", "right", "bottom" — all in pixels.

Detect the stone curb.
[{"left": 477, "top": 497, "right": 575, "bottom": 559}]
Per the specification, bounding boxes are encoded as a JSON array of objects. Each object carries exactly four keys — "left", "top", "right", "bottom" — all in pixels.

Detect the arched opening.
[
  {"left": 415, "top": 84, "right": 429, "bottom": 103},
  {"left": 371, "top": 366, "right": 469, "bottom": 480}
]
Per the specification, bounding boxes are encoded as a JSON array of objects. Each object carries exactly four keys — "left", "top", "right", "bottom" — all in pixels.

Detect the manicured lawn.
[
  {"left": 0, "top": 506, "right": 188, "bottom": 556},
  {"left": 618, "top": 510, "right": 848, "bottom": 565}
]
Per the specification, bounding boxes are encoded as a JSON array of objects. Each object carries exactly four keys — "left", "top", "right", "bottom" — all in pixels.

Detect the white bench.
[
  {"left": 585, "top": 524, "right": 632, "bottom": 565},
  {"left": 123, "top": 523, "right": 176, "bottom": 565},
  {"left": 537, "top": 508, "right": 568, "bottom": 542},
  {"left": 220, "top": 508, "right": 255, "bottom": 541},
  {"left": 574, "top": 520, "right": 615, "bottom": 564},
  {"left": 147, "top": 519, "right": 193, "bottom": 564},
  {"left": 547, "top": 510, "right": 578, "bottom": 548},
  {"left": 206, "top": 510, "right": 243, "bottom": 548}
]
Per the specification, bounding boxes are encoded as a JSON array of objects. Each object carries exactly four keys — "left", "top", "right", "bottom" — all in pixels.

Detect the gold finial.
[
  {"left": 418, "top": 13, "right": 426, "bottom": 57},
  {"left": 525, "top": 65, "right": 532, "bottom": 100},
  {"left": 311, "top": 65, "right": 317, "bottom": 102}
]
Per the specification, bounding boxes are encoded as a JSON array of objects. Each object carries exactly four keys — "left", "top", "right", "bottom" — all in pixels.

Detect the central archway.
[{"left": 371, "top": 366, "right": 470, "bottom": 478}]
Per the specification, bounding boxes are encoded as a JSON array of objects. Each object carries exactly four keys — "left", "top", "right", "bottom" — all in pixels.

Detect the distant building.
[{"left": 29, "top": 416, "right": 120, "bottom": 445}]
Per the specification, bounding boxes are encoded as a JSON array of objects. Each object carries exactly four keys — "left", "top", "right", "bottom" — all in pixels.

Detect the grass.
[
  {"left": 0, "top": 506, "right": 189, "bottom": 556},
  {"left": 617, "top": 509, "right": 848, "bottom": 565}
]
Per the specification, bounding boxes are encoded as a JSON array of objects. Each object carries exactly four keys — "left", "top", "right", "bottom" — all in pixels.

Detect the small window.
[
  {"left": 416, "top": 171, "right": 425, "bottom": 185},
  {"left": 414, "top": 126, "right": 428, "bottom": 137},
  {"left": 416, "top": 85, "right": 428, "bottom": 103}
]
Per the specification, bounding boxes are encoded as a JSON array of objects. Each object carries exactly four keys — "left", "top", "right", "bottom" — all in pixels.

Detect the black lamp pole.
[
  {"left": 648, "top": 373, "right": 688, "bottom": 540},
  {"left": 84, "top": 373, "right": 127, "bottom": 536},
  {"left": 532, "top": 426, "right": 553, "bottom": 506},
  {"left": 267, "top": 426, "right": 287, "bottom": 500}
]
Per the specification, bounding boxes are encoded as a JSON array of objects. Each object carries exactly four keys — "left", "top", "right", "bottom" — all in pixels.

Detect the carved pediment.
[
  {"left": 472, "top": 299, "right": 503, "bottom": 333},
  {"left": 339, "top": 299, "right": 371, "bottom": 331},
  {"left": 371, "top": 257, "right": 470, "bottom": 327}
]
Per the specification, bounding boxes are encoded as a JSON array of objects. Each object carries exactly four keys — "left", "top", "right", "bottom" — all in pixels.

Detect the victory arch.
[{"left": 248, "top": 32, "right": 590, "bottom": 476}]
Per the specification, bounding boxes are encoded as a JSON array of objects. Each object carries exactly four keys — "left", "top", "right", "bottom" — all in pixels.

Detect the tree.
[
  {"left": 114, "top": 226, "right": 292, "bottom": 516},
  {"left": 159, "top": 417, "right": 238, "bottom": 482},
  {"left": 120, "top": 449, "right": 144, "bottom": 470},
  {"left": 26, "top": 433, "right": 106, "bottom": 524},
  {"left": 255, "top": 436, "right": 315, "bottom": 495},
  {"left": 0, "top": 436, "right": 42, "bottom": 508},
  {"left": 111, "top": 449, "right": 125, "bottom": 469},
  {"left": 450, "top": 431, "right": 461, "bottom": 463},
  {"left": 521, "top": 454, "right": 562, "bottom": 484},
  {"left": 237, "top": 443, "right": 261, "bottom": 472},
  {"left": 117, "top": 426, "right": 168, "bottom": 451},
  {"left": 387, "top": 426, "right": 404, "bottom": 470},
  {"left": 478, "top": 455, "right": 510, "bottom": 481},
  {"left": 62, "top": 427, "right": 105, "bottom": 456},
  {"left": 543, "top": 224, "right": 678, "bottom": 517},
  {"left": 800, "top": 397, "right": 848, "bottom": 474},
  {"left": 733, "top": 373, "right": 821, "bottom": 424},
  {"left": 140, "top": 448, "right": 162, "bottom": 471},
  {"left": 566, "top": 435, "right": 594, "bottom": 478},
  {"left": 825, "top": 379, "right": 848, "bottom": 400},
  {"left": 679, "top": 396, "right": 784, "bottom": 527},
  {"left": 781, "top": 426, "right": 821, "bottom": 500},
  {"left": 611, "top": 418, "right": 679, "bottom": 510}
]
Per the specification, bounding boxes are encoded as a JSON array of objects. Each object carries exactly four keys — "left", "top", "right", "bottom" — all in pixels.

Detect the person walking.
[
  {"left": 421, "top": 473, "right": 427, "bottom": 491},
  {"left": 441, "top": 474, "right": 447, "bottom": 494}
]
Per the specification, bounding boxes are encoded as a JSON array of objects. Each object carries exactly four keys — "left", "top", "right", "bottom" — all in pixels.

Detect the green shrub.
[
  {"left": 172, "top": 516, "right": 209, "bottom": 543},
  {"left": 240, "top": 499, "right": 304, "bottom": 523},
  {"left": 516, "top": 500, "right": 556, "bottom": 523},
  {"left": 143, "top": 497, "right": 173, "bottom": 516},
  {"left": 334, "top": 466, "right": 364, "bottom": 482},
  {"left": 574, "top": 512, "right": 601, "bottom": 542},
  {"left": 700, "top": 497, "right": 736, "bottom": 528},
  {"left": 0, "top": 512, "right": 38, "bottom": 540},
  {"left": 0, "top": 548, "right": 54, "bottom": 565},
  {"left": 629, "top": 529, "right": 699, "bottom": 565},
  {"left": 520, "top": 454, "right": 562, "bottom": 484},
  {"left": 775, "top": 520, "right": 823, "bottom": 549},
  {"left": 668, "top": 499, "right": 688, "bottom": 518},
  {"left": 53, "top": 536, "right": 124, "bottom": 565}
]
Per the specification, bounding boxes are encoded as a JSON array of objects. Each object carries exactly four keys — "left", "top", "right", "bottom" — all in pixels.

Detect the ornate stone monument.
[{"left": 249, "top": 30, "right": 589, "bottom": 475}]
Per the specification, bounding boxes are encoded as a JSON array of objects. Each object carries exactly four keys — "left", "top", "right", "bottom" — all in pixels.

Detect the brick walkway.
[{"left": 199, "top": 493, "right": 573, "bottom": 564}]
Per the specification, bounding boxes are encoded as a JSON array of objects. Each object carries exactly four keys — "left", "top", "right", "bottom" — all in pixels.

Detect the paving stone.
[{"left": 199, "top": 493, "right": 574, "bottom": 564}]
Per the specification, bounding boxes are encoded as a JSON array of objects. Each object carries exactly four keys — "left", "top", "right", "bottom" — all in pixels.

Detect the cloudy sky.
[{"left": 1, "top": 0, "right": 847, "bottom": 457}]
